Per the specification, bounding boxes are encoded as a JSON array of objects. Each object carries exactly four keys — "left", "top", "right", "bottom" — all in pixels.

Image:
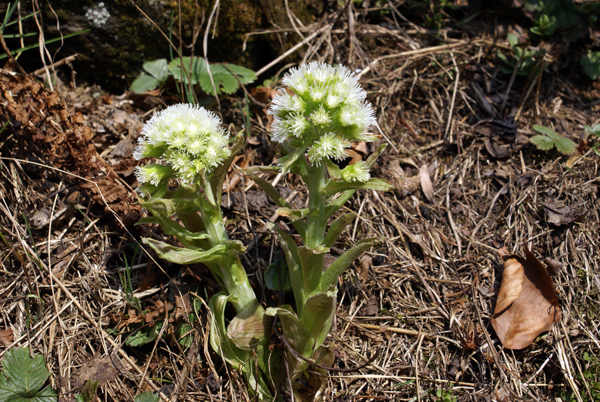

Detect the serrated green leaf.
[
  {"left": 142, "top": 59, "right": 168, "bottom": 81},
  {"left": 134, "top": 391, "right": 160, "bottom": 402},
  {"left": 168, "top": 57, "right": 204, "bottom": 85},
  {"left": 533, "top": 124, "right": 560, "bottom": 139},
  {"left": 130, "top": 74, "right": 160, "bottom": 94},
  {"left": 553, "top": 135, "right": 577, "bottom": 154},
  {"left": 222, "top": 64, "right": 256, "bottom": 84},
  {"left": 530, "top": 134, "right": 556, "bottom": 151},
  {"left": 0, "top": 348, "right": 57, "bottom": 401},
  {"left": 199, "top": 64, "right": 238, "bottom": 95}
]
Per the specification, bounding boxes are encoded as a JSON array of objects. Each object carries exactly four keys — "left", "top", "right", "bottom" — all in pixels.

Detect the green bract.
[
  {"left": 269, "top": 62, "right": 376, "bottom": 164},
  {"left": 133, "top": 104, "right": 231, "bottom": 186}
]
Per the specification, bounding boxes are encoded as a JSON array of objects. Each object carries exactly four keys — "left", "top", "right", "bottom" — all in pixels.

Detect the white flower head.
[
  {"left": 308, "top": 133, "right": 348, "bottom": 165},
  {"left": 269, "top": 62, "right": 377, "bottom": 164},
  {"left": 134, "top": 104, "right": 231, "bottom": 184}
]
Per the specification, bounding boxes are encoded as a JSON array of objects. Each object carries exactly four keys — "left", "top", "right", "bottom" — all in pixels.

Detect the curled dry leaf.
[
  {"left": 491, "top": 248, "right": 561, "bottom": 349},
  {"left": 419, "top": 164, "right": 435, "bottom": 203},
  {"left": 386, "top": 160, "right": 420, "bottom": 199}
]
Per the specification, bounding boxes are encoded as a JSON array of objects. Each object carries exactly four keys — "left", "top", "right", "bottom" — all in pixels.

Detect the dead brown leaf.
[
  {"left": 73, "top": 355, "right": 119, "bottom": 389},
  {"left": 386, "top": 160, "right": 420, "bottom": 199},
  {"left": 419, "top": 164, "right": 435, "bottom": 203},
  {"left": 491, "top": 248, "right": 561, "bottom": 349},
  {"left": 0, "top": 328, "right": 14, "bottom": 347},
  {"left": 543, "top": 200, "right": 587, "bottom": 226}
]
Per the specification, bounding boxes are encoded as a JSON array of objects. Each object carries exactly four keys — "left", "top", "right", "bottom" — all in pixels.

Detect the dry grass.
[{"left": 1, "top": 1, "right": 600, "bottom": 401}]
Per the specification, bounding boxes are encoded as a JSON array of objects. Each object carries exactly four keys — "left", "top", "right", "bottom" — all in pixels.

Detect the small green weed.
[
  {"left": 581, "top": 51, "right": 600, "bottom": 80},
  {"left": 562, "top": 352, "right": 600, "bottom": 402},
  {"left": 497, "top": 33, "right": 546, "bottom": 76},
  {"left": 130, "top": 57, "right": 256, "bottom": 97},
  {"left": 119, "top": 245, "right": 142, "bottom": 313},
  {"left": 530, "top": 124, "right": 577, "bottom": 154},
  {"left": 432, "top": 388, "right": 458, "bottom": 402},
  {"left": 1, "top": 1, "right": 89, "bottom": 61},
  {"left": 584, "top": 124, "right": 600, "bottom": 155},
  {"left": 524, "top": 0, "right": 583, "bottom": 38},
  {"left": 0, "top": 347, "right": 57, "bottom": 401},
  {"left": 74, "top": 380, "right": 98, "bottom": 402}
]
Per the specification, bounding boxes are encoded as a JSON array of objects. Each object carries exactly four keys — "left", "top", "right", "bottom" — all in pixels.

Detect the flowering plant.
[
  {"left": 248, "top": 62, "right": 392, "bottom": 400},
  {"left": 134, "top": 63, "right": 392, "bottom": 402},
  {"left": 134, "top": 104, "right": 274, "bottom": 400}
]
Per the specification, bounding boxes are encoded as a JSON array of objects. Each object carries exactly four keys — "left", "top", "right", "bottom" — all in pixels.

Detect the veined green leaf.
[
  {"left": 227, "top": 301, "right": 271, "bottom": 351},
  {"left": 209, "top": 293, "right": 248, "bottom": 369},
  {"left": 143, "top": 238, "right": 228, "bottom": 265},
  {"left": 209, "top": 294, "right": 276, "bottom": 401},
  {"left": 134, "top": 391, "right": 160, "bottom": 402},
  {"left": 136, "top": 216, "right": 209, "bottom": 241},
  {"left": 130, "top": 74, "right": 161, "bottom": 94},
  {"left": 530, "top": 135, "right": 556, "bottom": 151},
  {"left": 265, "top": 305, "right": 314, "bottom": 373},
  {"left": 141, "top": 197, "right": 199, "bottom": 216},
  {"left": 0, "top": 347, "right": 57, "bottom": 401},
  {"left": 276, "top": 207, "right": 309, "bottom": 221},
  {"left": 319, "top": 238, "right": 380, "bottom": 292},
  {"left": 297, "top": 246, "right": 328, "bottom": 296},
  {"left": 168, "top": 56, "right": 204, "bottom": 85},
  {"left": 553, "top": 134, "right": 577, "bottom": 154},
  {"left": 323, "top": 213, "right": 356, "bottom": 248},
  {"left": 277, "top": 229, "right": 305, "bottom": 310},
  {"left": 532, "top": 125, "right": 577, "bottom": 154},
  {"left": 533, "top": 124, "right": 560, "bottom": 139},
  {"left": 301, "top": 290, "right": 336, "bottom": 347},
  {"left": 142, "top": 59, "right": 168, "bottom": 81},
  {"left": 323, "top": 177, "right": 393, "bottom": 195}
]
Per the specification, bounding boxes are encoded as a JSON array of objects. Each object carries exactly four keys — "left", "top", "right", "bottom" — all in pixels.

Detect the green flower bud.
[
  {"left": 341, "top": 161, "right": 371, "bottom": 182},
  {"left": 134, "top": 164, "right": 173, "bottom": 186}
]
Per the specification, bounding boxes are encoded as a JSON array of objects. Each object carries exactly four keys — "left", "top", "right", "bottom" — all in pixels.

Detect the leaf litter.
[
  {"left": 1, "top": 3, "right": 600, "bottom": 402},
  {"left": 491, "top": 248, "right": 561, "bottom": 350}
]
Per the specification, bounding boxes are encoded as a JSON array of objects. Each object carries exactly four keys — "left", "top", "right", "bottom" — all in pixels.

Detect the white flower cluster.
[
  {"left": 134, "top": 104, "right": 231, "bottom": 185},
  {"left": 268, "top": 62, "right": 376, "bottom": 166}
]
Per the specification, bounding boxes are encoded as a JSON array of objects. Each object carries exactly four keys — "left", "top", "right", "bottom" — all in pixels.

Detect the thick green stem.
[
  {"left": 305, "top": 163, "right": 327, "bottom": 249},
  {"left": 200, "top": 185, "right": 259, "bottom": 314},
  {"left": 297, "top": 163, "right": 328, "bottom": 313}
]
